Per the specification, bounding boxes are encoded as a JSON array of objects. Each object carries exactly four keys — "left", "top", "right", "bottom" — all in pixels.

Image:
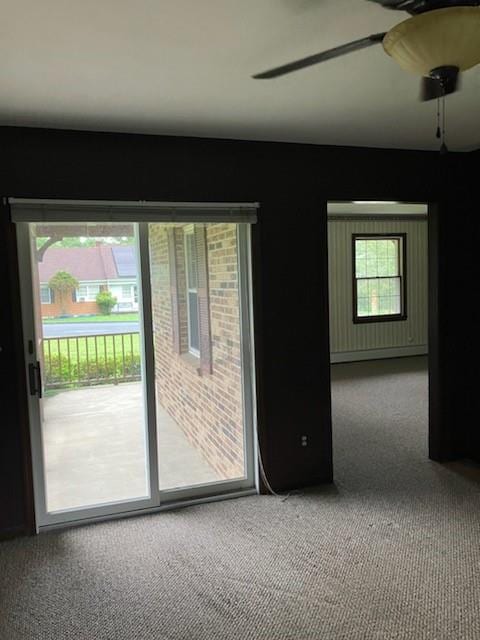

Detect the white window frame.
[
  {"left": 184, "top": 227, "right": 200, "bottom": 357},
  {"left": 121, "top": 284, "right": 132, "bottom": 300},
  {"left": 76, "top": 283, "right": 100, "bottom": 302},
  {"left": 40, "top": 285, "right": 52, "bottom": 304}
]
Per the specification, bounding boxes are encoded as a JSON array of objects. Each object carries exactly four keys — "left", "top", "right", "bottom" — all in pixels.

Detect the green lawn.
[
  {"left": 43, "top": 313, "right": 139, "bottom": 324},
  {"left": 44, "top": 333, "right": 140, "bottom": 359}
]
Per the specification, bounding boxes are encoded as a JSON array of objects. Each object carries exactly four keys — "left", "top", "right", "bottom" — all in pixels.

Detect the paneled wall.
[
  {"left": 328, "top": 218, "right": 428, "bottom": 361},
  {"left": 1, "top": 125, "right": 476, "bottom": 536}
]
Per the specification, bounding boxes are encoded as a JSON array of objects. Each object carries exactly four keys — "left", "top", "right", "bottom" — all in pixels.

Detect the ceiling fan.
[{"left": 253, "top": 0, "right": 480, "bottom": 102}]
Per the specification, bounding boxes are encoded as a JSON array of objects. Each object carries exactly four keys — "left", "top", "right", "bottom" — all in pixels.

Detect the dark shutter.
[
  {"left": 168, "top": 227, "right": 181, "bottom": 354},
  {"left": 50, "top": 288, "right": 55, "bottom": 304},
  {"left": 194, "top": 224, "right": 212, "bottom": 375}
]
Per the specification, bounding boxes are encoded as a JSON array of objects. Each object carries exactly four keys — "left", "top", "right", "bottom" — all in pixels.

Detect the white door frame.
[
  {"left": 15, "top": 212, "right": 258, "bottom": 531},
  {"left": 16, "top": 222, "right": 160, "bottom": 528}
]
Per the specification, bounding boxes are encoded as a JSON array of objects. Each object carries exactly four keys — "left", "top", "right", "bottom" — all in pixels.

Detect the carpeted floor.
[{"left": 2, "top": 356, "right": 480, "bottom": 639}]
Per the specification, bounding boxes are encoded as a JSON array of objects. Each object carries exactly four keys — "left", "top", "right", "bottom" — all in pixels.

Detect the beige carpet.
[{"left": 2, "top": 356, "right": 480, "bottom": 639}]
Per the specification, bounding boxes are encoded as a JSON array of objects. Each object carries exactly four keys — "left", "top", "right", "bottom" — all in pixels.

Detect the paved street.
[{"left": 43, "top": 321, "right": 140, "bottom": 337}]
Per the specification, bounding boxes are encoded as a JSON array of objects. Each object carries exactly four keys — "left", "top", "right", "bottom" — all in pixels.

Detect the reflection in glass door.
[{"left": 149, "top": 223, "right": 255, "bottom": 495}]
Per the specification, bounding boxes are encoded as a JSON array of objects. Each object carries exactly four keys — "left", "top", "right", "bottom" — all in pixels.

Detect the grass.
[
  {"left": 43, "top": 313, "right": 139, "bottom": 324},
  {"left": 44, "top": 333, "right": 140, "bottom": 361}
]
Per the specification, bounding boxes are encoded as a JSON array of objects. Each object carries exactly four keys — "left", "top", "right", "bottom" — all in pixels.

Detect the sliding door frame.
[
  {"left": 157, "top": 223, "right": 258, "bottom": 504},
  {"left": 16, "top": 222, "right": 160, "bottom": 529},
  {"left": 13, "top": 203, "right": 259, "bottom": 531}
]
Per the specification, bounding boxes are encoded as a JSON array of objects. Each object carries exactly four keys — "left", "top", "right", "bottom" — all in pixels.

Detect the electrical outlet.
[{"left": 301, "top": 435, "right": 308, "bottom": 447}]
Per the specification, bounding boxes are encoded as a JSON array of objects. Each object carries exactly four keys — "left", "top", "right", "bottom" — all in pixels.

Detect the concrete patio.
[{"left": 42, "top": 382, "right": 220, "bottom": 512}]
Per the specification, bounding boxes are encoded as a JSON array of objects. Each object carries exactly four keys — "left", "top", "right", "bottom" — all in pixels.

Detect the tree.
[
  {"left": 96, "top": 291, "right": 117, "bottom": 315},
  {"left": 48, "top": 270, "right": 79, "bottom": 316}
]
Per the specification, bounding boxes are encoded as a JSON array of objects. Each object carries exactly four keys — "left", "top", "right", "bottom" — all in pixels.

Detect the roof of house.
[
  {"left": 111, "top": 246, "right": 136, "bottom": 277},
  {"left": 38, "top": 245, "right": 136, "bottom": 283}
]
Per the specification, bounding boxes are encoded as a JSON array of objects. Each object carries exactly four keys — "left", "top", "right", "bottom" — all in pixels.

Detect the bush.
[
  {"left": 44, "top": 353, "right": 141, "bottom": 387},
  {"left": 96, "top": 291, "right": 117, "bottom": 315}
]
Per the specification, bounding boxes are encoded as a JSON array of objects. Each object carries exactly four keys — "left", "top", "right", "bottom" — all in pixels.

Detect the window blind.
[{"left": 9, "top": 198, "right": 258, "bottom": 224}]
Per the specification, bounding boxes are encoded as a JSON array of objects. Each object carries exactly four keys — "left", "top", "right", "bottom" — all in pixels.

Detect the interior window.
[{"left": 353, "top": 235, "right": 406, "bottom": 323}]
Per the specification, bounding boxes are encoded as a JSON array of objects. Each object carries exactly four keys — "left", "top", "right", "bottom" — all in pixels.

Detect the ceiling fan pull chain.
[
  {"left": 440, "top": 95, "right": 448, "bottom": 155},
  {"left": 436, "top": 98, "right": 441, "bottom": 139}
]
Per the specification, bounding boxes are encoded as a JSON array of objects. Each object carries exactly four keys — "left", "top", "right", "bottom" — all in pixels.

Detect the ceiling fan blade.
[
  {"left": 420, "top": 68, "right": 460, "bottom": 101},
  {"left": 367, "top": 0, "right": 480, "bottom": 15},
  {"left": 252, "top": 33, "right": 386, "bottom": 79},
  {"left": 366, "top": 0, "right": 420, "bottom": 11}
]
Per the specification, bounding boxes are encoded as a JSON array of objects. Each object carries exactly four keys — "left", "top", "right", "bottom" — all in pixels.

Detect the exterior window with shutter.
[
  {"left": 40, "top": 285, "right": 52, "bottom": 304},
  {"left": 184, "top": 229, "right": 200, "bottom": 356},
  {"left": 168, "top": 224, "right": 212, "bottom": 374}
]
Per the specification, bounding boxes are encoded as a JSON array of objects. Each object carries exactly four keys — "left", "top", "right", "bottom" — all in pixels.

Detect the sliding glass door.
[
  {"left": 148, "top": 222, "right": 255, "bottom": 498},
  {"left": 14, "top": 202, "right": 257, "bottom": 529},
  {"left": 17, "top": 221, "right": 158, "bottom": 526}
]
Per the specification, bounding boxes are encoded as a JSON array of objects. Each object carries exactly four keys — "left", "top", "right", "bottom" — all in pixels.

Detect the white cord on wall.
[{"left": 256, "top": 435, "right": 298, "bottom": 502}]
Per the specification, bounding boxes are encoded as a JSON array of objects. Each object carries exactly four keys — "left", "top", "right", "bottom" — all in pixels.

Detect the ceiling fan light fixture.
[{"left": 383, "top": 6, "right": 480, "bottom": 76}]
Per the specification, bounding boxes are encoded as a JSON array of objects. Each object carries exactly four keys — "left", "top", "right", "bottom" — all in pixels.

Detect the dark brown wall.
[
  {"left": 0, "top": 126, "right": 476, "bottom": 537},
  {"left": 442, "top": 150, "right": 480, "bottom": 463}
]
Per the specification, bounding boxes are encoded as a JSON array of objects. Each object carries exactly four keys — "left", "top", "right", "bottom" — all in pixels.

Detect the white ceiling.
[{"left": 1, "top": 0, "right": 479, "bottom": 151}]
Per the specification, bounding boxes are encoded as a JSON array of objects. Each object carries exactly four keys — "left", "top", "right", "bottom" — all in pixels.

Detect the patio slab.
[{"left": 42, "top": 382, "right": 219, "bottom": 512}]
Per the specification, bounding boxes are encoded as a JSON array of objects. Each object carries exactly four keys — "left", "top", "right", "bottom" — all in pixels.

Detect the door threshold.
[{"left": 38, "top": 488, "right": 258, "bottom": 533}]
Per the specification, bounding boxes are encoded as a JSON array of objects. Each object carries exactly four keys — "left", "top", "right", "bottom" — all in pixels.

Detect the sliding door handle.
[{"left": 28, "top": 361, "right": 43, "bottom": 399}]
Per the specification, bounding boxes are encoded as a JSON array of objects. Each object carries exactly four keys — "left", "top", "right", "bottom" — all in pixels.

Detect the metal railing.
[{"left": 42, "top": 332, "right": 141, "bottom": 390}]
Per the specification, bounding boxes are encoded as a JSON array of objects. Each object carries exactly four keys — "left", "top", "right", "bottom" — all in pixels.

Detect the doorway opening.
[
  {"left": 12, "top": 200, "right": 258, "bottom": 530},
  {"left": 327, "top": 201, "right": 429, "bottom": 489}
]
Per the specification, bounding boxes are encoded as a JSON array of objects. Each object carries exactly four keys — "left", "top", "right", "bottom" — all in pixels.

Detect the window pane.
[
  {"left": 356, "top": 240, "right": 366, "bottom": 259},
  {"left": 33, "top": 223, "right": 149, "bottom": 513},
  {"left": 357, "top": 280, "right": 369, "bottom": 298},
  {"left": 375, "top": 240, "right": 389, "bottom": 260},
  {"left": 355, "top": 236, "right": 403, "bottom": 320},
  {"left": 366, "top": 259, "right": 378, "bottom": 277},
  {"left": 389, "top": 239, "right": 399, "bottom": 258},
  {"left": 356, "top": 277, "right": 402, "bottom": 318},
  {"left": 357, "top": 297, "right": 370, "bottom": 316},
  {"left": 378, "top": 297, "right": 394, "bottom": 315},
  {"left": 186, "top": 233, "right": 198, "bottom": 289},
  {"left": 188, "top": 291, "right": 199, "bottom": 353},
  {"left": 149, "top": 222, "right": 248, "bottom": 490},
  {"left": 366, "top": 240, "right": 378, "bottom": 257},
  {"left": 379, "top": 259, "right": 393, "bottom": 277},
  {"left": 40, "top": 285, "right": 50, "bottom": 304},
  {"left": 386, "top": 257, "right": 398, "bottom": 276},
  {"left": 356, "top": 258, "right": 367, "bottom": 278},
  {"left": 356, "top": 237, "right": 400, "bottom": 279},
  {"left": 391, "top": 277, "right": 401, "bottom": 297},
  {"left": 377, "top": 278, "right": 391, "bottom": 296}
]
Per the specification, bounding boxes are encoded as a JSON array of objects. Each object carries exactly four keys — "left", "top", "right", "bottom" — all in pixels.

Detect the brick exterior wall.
[
  {"left": 149, "top": 223, "right": 244, "bottom": 480},
  {"left": 41, "top": 300, "right": 99, "bottom": 318}
]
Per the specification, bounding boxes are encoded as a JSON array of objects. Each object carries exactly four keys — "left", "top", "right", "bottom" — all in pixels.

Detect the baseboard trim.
[
  {"left": 331, "top": 345, "right": 428, "bottom": 364},
  {"left": 0, "top": 525, "right": 27, "bottom": 541}
]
